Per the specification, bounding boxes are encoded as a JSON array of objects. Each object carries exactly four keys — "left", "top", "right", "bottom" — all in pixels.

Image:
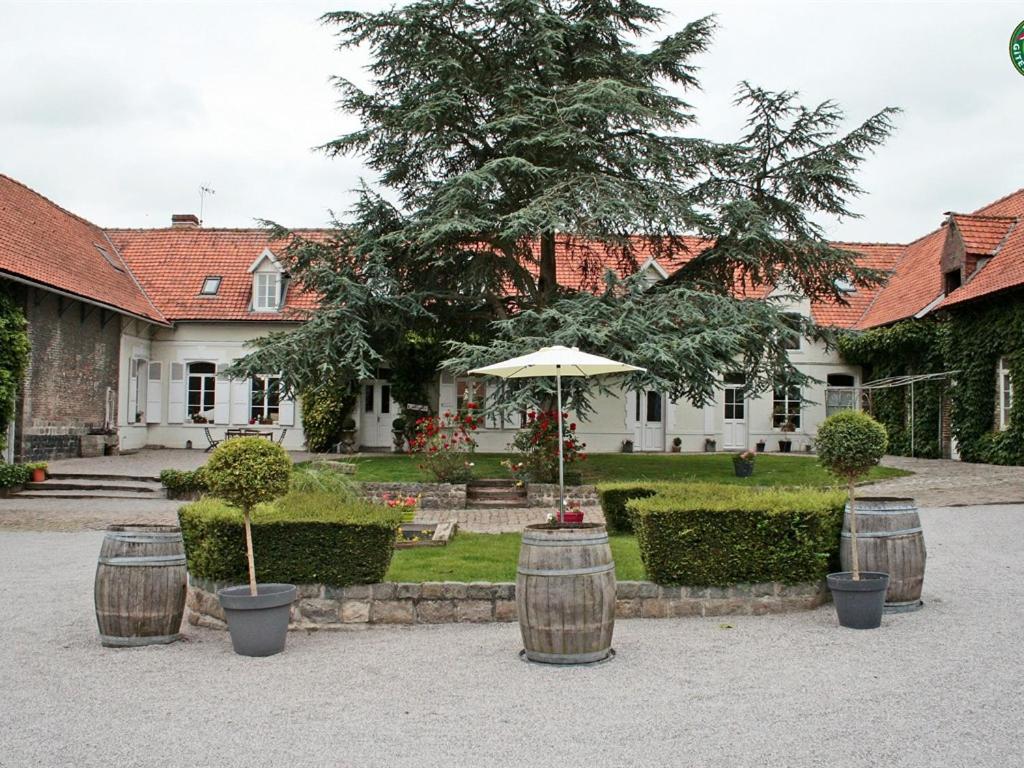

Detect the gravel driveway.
[{"left": 2, "top": 504, "right": 1022, "bottom": 768}]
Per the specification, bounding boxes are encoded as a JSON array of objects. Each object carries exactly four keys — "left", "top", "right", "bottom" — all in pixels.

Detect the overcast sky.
[{"left": 2, "top": 1, "right": 1022, "bottom": 243}]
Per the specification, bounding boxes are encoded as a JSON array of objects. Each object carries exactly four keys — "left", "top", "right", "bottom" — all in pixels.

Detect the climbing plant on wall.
[
  {"left": 939, "top": 296, "right": 1024, "bottom": 465},
  {"left": 837, "top": 320, "right": 946, "bottom": 459},
  {"left": 0, "top": 286, "right": 30, "bottom": 454}
]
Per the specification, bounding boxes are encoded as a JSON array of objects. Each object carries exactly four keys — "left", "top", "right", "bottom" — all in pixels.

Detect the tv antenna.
[{"left": 199, "top": 185, "right": 216, "bottom": 225}]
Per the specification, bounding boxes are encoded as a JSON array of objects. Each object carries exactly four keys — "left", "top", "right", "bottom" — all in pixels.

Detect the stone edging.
[{"left": 187, "top": 576, "right": 828, "bottom": 630}]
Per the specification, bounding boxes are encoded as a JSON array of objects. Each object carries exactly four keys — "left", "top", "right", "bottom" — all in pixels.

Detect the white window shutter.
[
  {"left": 127, "top": 359, "right": 139, "bottom": 424},
  {"left": 168, "top": 363, "right": 185, "bottom": 424},
  {"left": 146, "top": 362, "right": 163, "bottom": 424},
  {"left": 438, "top": 373, "right": 456, "bottom": 415},
  {"left": 214, "top": 365, "right": 231, "bottom": 425},
  {"left": 279, "top": 393, "right": 295, "bottom": 427},
  {"left": 230, "top": 378, "right": 250, "bottom": 425}
]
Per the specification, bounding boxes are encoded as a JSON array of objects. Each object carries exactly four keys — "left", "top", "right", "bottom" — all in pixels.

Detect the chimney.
[{"left": 171, "top": 213, "right": 200, "bottom": 229}]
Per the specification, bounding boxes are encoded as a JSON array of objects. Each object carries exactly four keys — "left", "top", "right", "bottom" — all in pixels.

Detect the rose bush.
[
  {"left": 509, "top": 410, "right": 586, "bottom": 484},
  {"left": 408, "top": 406, "right": 481, "bottom": 482}
]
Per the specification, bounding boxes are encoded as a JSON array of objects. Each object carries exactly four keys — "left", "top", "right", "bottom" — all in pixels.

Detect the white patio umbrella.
[{"left": 468, "top": 346, "right": 645, "bottom": 522}]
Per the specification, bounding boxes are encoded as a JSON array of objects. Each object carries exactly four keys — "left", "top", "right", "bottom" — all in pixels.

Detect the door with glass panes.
[
  {"left": 360, "top": 380, "right": 393, "bottom": 448},
  {"left": 635, "top": 390, "right": 665, "bottom": 451},
  {"left": 723, "top": 373, "right": 747, "bottom": 449}
]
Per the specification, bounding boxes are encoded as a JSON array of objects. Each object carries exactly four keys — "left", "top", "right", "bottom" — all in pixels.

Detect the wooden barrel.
[
  {"left": 94, "top": 524, "right": 187, "bottom": 647},
  {"left": 840, "top": 497, "right": 926, "bottom": 613},
  {"left": 517, "top": 523, "right": 616, "bottom": 664}
]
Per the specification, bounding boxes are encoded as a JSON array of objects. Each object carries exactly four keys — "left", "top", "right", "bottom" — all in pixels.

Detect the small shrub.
[
  {"left": 629, "top": 483, "right": 846, "bottom": 586},
  {"left": 0, "top": 463, "right": 30, "bottom": 489},
  {"left": 204, "top": 437, "right": 292, "bottom": 593},
  {"left": 160, "top": 468, "right": 209, "bottom": 498},
  {"left": 289, "top": 465, "right": 357, "bottom": 497},
  {"left": 178, "top": 493, "right": 402, "bottom": 586},
  {"left": 408, "top": 409, "right": 480, "bottom": 482}
]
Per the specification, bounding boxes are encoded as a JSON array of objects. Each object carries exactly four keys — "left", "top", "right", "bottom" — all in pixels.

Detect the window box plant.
[
  {"left": 206, "top": 438, "right": 295, "bottom": 656},
  {"left": 817, "top": 411, "right": 890, "bottom": 630},
  {"left": 732, "top": 451, "right": 755, "bottom": 477}
]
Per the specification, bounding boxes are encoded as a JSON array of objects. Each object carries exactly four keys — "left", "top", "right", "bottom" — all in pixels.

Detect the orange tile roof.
[
  {"left": 949, "top": 214, "right": 1016, "bottom": 254},
  {"left": 811, "top": 242, "right": 905, "bottom": 328},
  {"left": 939, "top": 191, "right": 1024, "bottom": 310},
  {"left": 107, "top": 228, "right": 324, "bottom": 322},
  {"left": 0, "top": 175, "right": 166, "bottom": 323}
]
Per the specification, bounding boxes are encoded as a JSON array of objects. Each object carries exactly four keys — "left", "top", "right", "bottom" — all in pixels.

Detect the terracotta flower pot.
[
  {"left": 562, "top": 510, "right": 584, "bottom": 524},
  {"left": 30, "top": 468, "right": 46, "bottom": 482}
]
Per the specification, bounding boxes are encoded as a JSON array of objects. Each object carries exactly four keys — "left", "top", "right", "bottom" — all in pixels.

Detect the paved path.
[
  {"left": 875, "top": 455, "right": 1024, "bottom": 507},
  {"left": 2, "top": 504, "right": 1022, "bottom": 768}
]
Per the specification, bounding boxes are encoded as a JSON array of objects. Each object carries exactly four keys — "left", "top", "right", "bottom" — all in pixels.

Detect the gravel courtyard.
[{"left": 2, "top": 504, "right": 1022, "bottom": 768}]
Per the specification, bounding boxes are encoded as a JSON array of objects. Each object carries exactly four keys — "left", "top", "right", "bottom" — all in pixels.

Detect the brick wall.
[{"left": 11, "top": 284, "right": 122, "bottom": 461}]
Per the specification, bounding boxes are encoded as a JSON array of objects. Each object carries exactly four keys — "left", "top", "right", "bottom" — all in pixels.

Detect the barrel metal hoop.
[
  {"left": 100, "top": 633, "right": 182, "bottom": 647},
  {"left": 97, "top": 555, "right": 187, "bottom": 567},
  {"left": 521, "top": 647, "right": 613, "bottom": 665},
  {"left": 104, "top": 532, "right": 183, "bottom": 543},
  {"left": 849, "top": 507, "right": 917, "bottom": 515},
  {"left": 840, "top": 528, "right": 922, "bottom": 539},
  {"left": 521, "top": 536, "right": 609, "bottom": 547},
  {"left": 517, "top": 563, "right": 615, "bottom": 577}
]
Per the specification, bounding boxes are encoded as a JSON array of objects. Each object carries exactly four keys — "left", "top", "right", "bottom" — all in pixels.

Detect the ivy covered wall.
[
  {"left": 838, "top": 320, "right": 946, "bottom": 459},
  {"left": 838, "top": 290, "right": 1024, "bottom": 465},
  {"left": 0, "top": 284, "right": 31, "bottom": 455}
]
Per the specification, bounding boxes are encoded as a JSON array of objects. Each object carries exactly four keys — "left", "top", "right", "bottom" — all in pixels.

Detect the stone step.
[
  {"left": 467, "top": 479, "right": 519, "bottom": 488},
  {"left": 27, "top": 480, "right": 163, "bottom": 494},
  {"left": 467, "top": 491, "right": 527, "bottom": 503},
  {"left": 465, "top": 499, "right": 529, "bottom": 509},
  {"left": 14, "top": 490, "right": 171, "bottom": 500},
  {"left": 49, "top": 472, "right": 162, "bottom": 484}
]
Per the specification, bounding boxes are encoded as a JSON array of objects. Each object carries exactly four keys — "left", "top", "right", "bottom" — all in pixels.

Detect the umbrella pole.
[{"left": 556, "top": 368, "right": 564, "bottom": 524}]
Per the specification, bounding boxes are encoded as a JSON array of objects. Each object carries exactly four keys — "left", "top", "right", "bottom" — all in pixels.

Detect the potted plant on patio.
[
  {"left": 671, "top": 436, "right": 682, "bottom": 453},
  {"left": 391, "top": 417, "right": 407, "bottom": 452},
  {"left": 817, "top": 411, "right": 890, "bottom": 630},
  {"left": 26, "top": 461, "right": 47, "bottom": 483},
  {"left": 755, "top": 439, "right": 766, "bottom": 453},
  {"left": 621, "top": 438, "right": 633, "bottom": 453},
  {"left": 778, "top": 419, "right": 796, "bottom": 452},
  {"left": 206, "top": 437, "right": 295, "bottom": 656},
  {"left": 732, "top": 450, "right": 755, "bottom": 477}
]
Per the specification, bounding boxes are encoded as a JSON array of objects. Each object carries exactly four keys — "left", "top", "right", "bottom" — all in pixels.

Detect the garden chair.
[{"left": 203, "top": 427, "right": 221, "bottom": 452}]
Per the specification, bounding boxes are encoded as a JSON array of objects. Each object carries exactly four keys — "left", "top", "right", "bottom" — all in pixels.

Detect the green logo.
[{"left": 1012, "top": 20, "right": 1024, "bottom": 76}]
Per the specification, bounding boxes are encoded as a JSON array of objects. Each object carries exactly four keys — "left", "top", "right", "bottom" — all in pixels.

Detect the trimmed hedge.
[
  {"left": 0, "top": 463, "right": 30, "bottom": 489},
  {"left": 178, "top": 492, "right": 403, "bottom": 586},
  {"left": 160, "top": 468, "right": 209, "bottom": 499},
  {"left": 596, "top": 482, "right": 665, "bottom": 533},
  {"left": 628, "top": 483, "right": 846, "bottom": 586}
]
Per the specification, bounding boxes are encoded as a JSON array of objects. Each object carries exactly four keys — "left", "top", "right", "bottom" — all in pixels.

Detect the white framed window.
[
  {"left": 998, "top": 357, "right": 1013, "bottom": 431},
  {"left": 187, "top": 362, "right": 217, "bottom": 421},
  {"left": 253, "top": 272, "right": 281, "bottom": 312},
  {"left": 780, "top": 313, "right": 803, "bottom": 351},
  {"left": 826, "top": 373, "right": 857, "bottom": 418},
  {"left": 772, "top": 386, "right": 802, "bottom": 429},
  {"left": 250, "top": 375, "right": 281, "bottom": 424}
]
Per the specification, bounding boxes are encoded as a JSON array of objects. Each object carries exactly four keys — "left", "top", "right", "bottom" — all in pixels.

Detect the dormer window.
[
  {"left": 200, "top": 276, "right": 222, "bottom": 296},
  {"left": 835, "top": 276, "right": 856, "bottom": 294},
  {"left": 253, "top": 272, "right": 281, "bottom": 312},
  {"left": 944, "top": 269, "right": 962, "bottom": 296}
]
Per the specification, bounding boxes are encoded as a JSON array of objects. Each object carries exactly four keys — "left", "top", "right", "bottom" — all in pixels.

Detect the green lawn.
[
  {"left": 344, "top": 452, "right": 908, "bottom": 486},
  {"left": 385, "top": 532, "right": 645, "bottom": 582}
]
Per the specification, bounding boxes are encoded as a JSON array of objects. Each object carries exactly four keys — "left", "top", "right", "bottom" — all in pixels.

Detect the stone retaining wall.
[
  {"left": 187, "top": 576, "right": 828, "bottom": 630},
  {"left": 525, "top": 483, "right": 598, "bottom": 508},
  {"left": 359, "top": 481, "right": 467, "bottom": 510}
]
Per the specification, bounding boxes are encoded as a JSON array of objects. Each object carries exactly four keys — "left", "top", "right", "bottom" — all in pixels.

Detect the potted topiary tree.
[
  {"left": 816, "top": 411, "right": 890, "bottom": 630},
  {"left": 391, "top": 417, "right": 407, "bottom": 452},
  {"left": 204, "top": 437, "right": 294, "bottom": 656},
  {"left": 671, "top": 436, "right": 682, "bottom": 453}
]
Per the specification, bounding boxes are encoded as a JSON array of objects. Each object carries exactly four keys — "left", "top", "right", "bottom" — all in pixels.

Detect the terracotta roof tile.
[
  {"left": 811, "top": 242, "right": 905, "bottom": 328},
  {"left": 0, "top": 174, "right": 165, "bottom": 323},
  {"left": 949, "top": 214, "right": 1016, "bottom": 254}
]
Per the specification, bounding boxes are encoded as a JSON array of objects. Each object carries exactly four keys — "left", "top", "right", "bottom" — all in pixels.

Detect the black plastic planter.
[
  {"left": 827, "top": 572, "right": 889, "bottom": 630},
  {"left": 733, "top": 460, "right": 754, "bottom": 477},
  {"left": 778, "top": 440, "right": 792, "bottom": 453},
  {"left": 217, "top": 583, "right": 296, "bottom": 656}
]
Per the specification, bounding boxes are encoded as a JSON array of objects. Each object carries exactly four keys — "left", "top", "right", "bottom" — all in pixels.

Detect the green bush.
[
  {"left": 0, "top": 463, "right": 30, "bottom": 488},
  {"left": 289, "top": 465, "right": 357, "bottom": 497},
  {"left": 160, "top": 468, "right": 209, "bottom": 497},
  {"left": 816, "top": 411, "right": 888, "bottom": 483},
  {"left": 178, "top": 493, "right": 403, "bottom": 585},
  {"left": 629, "top": 483, "right": 846, "bottom": 586},
  {"left": 596, "top": 482, "right": 664, "bottom": 533},
  {"left": 205, "top": 437, "right": 292, "bottom": 512}
]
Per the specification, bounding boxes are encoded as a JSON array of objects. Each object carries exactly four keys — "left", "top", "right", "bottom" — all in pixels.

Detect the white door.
[
  {"left": 360, "top": 380, "right": 393, "bottom": 448},
  {"left": 636, "top": 391, "right": 665, "bottom": 451},
  {"left": 723, "top": 379, "right": 747, "bottom": 449}
]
